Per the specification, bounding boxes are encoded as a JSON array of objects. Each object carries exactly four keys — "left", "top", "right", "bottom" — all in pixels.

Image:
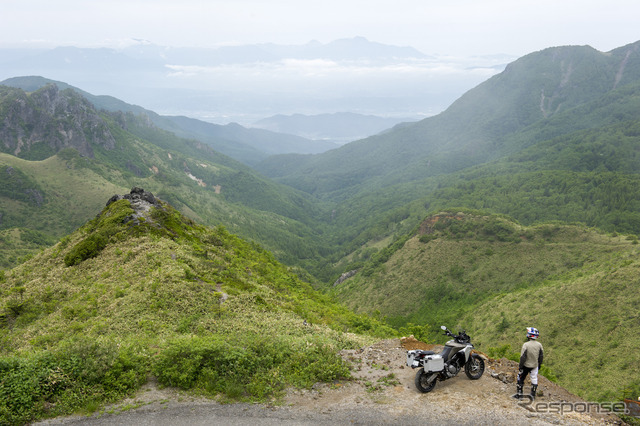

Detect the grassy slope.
[
  {"left": 331, "top": 211, "right": 640, "bottom": 401},
  {"left": 0, "top": 153, "right": 127, "bottom": 268},
  {"left": 0, "top": 196, "right": 392, "bottom": 424},
  {"left": 0, "top": 100, "right": 333, "bottom": 272},
  {"left": 466, "top": 257, "right": 640, "bottom": 402},
  {"left": 0, "top": 153, "right": 127, "bottom": 234}
]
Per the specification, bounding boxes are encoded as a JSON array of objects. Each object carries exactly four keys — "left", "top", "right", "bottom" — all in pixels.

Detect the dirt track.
[{"left": 37, "top": 339, "right": 623, "bottom": 425}]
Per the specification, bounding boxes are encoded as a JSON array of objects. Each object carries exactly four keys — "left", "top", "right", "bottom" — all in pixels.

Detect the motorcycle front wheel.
[
  {"left": 414, "top": 368, "right": 437, "bottom": 393},
  {"left": 464, "top": 354, "right": 485, "bottom": 380}
]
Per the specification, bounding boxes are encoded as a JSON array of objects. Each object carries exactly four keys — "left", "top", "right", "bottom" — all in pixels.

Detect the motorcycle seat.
[{"left": 419, "top": 350, "right": 435, "bottom": 355}]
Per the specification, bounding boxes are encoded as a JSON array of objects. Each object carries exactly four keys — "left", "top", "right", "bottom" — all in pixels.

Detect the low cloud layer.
[{"left": 0, "top": 39, "right": 513, "bottom": 124}]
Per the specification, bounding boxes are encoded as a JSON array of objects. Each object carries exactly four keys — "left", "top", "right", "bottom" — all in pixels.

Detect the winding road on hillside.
[{"left": 37, "top": 339, "right": 620, "bottom": 425}]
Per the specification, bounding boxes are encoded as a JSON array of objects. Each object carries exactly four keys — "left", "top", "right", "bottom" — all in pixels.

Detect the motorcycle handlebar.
[{"left": 441, "top": 326, "right": 470, "bottom": 342}]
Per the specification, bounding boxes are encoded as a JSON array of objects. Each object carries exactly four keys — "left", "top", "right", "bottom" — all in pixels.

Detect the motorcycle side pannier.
[{"left": 424, "top": 354, "right": 444, "bottom": 372}]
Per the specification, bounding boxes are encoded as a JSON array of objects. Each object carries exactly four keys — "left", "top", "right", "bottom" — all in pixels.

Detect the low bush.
[
  {"left": 63, "top": 199, "right": 135, "bottom": 267},
  {"left": 64, "top": 233, "right": 109, "bottom": 266},
  {"left": 153, "top": 333, "right": 350, "bottom": 401},
  {"left": 0, "top": 339, "right": 147, "bottom": 425}
]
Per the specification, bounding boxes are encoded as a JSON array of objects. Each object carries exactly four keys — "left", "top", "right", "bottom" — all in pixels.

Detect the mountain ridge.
[
  {"left": 5, "top": 41, "right": 640, "bottom": 280},
  {"left": 0, "top": 76, "right": 337, "bottom": 165},
  {"left": 257, "top": 41, "right": 640, "bottom": 197},
  {"left": 0, "top": 83, "right": 337, "bottom": 273},
  {"left": 0, "top": 187, "right": 391, "bottom": 424}
]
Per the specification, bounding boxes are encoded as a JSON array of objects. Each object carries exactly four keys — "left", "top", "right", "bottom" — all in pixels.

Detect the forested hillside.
[
  {"left": 0, "top": 84, "right": 331, "bottom": 270},
  {"left": 257, "top": 41, "right": 640, "bottom": 197},
  {"left": 254, "top": 41, "right": 640, "bottom": 281}
]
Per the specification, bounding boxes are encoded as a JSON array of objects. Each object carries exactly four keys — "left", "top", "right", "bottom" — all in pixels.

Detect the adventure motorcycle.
[{"left": 406, "top": 325, "right": 485, "bottom": 393}]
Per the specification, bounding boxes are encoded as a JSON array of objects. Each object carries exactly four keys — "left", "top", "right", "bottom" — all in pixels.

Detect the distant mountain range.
[
  {"left": 0, "top": 37, "right": 510, "bottom": 124},
  {"left": 252, "top": 112, "right": 417, "bottom": 144},
  {"left": 0, "top": 37, "right": 430, "bottom": 75},
  {"left": 121, "top": 36, "right": 431, "bottom": 64}
]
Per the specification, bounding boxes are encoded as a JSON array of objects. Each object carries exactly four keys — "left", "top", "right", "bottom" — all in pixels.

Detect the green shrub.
[
  {"left": 419, "top": 234, "right": 437, "bottom": 243},
  {"left": 154, "top": 335, "right": 255, "bottom": 394},
  {"left": 398, "top": 323, "right": 433, "bottom": 343},
  {"left": 540, "top": 364, "right": 558, "bottom": 383},
  {"left": 496, "top": 315, "right": 511, "bottom": 333},
  {"left": 0, "top": 340, "right": 147, "bottom": 425},
  {"left": 64, "top": 233, "right": 108, "bottom": 266},
  {"left": 153, "top": 334, "right": 350, "bottom": 400},
  {"left": 63, "top": 199, "right": 134, "bottom": 267},
  {"left": 486, "top": 344, "right": 518, "bottom": 361}
]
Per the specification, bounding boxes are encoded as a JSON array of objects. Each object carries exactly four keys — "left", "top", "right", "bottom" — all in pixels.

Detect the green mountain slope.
[
  {"left": 0, "top": 84, "right": 330, "bottom": 271},
  {"left": 0, "top": 189, "right": 391, "bottom": 424},
  {"left": 5, "top": 42, "right": 640, "bottom": 283},
  {"left": 1, "top": 76, "right": 332, "bottom": 165},
  {"left": 332, "top": 211, "right": 640, "bottom": 401},
  {"left": 406, "top": 112, "right": 640, "bottom": 236},
  {"left": 257, "top": 41, "right": 640, "bottom": 199},
  {"left": 253, "top": 42, "right": 640, "bottom": 279}
]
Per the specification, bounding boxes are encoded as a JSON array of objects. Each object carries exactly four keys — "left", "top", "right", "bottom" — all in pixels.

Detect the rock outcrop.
[
  {"left": 333, "top": 269, "right": 358, "bottom": 286},
  {"left": 106, "top": 187, "right": 160, "bottom": 225},
  {"left": 0, "top": 84, "right": 116, "bottom": 158}
]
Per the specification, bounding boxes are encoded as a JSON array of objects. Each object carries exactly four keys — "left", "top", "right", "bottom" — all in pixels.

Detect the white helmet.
[{"left": 526, "top": 327, "right": 539, "bottom": 340}]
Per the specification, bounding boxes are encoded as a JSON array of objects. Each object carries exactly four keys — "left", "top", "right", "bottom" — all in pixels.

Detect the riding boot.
[
  {"left": 512, "top": 384, "right": 523, "bottom": 399},
  {"left": 530, "top": 384, "right": 538, "bottom": 400}
]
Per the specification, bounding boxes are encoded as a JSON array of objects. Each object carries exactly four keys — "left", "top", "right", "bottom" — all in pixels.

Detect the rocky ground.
[{"left": 38, "top": 338, "right": 625, "bottom": 425}]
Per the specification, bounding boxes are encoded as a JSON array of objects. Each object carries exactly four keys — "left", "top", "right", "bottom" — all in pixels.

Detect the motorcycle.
[{"left": 406, "top": 325, "right": 485, "bottom": 393}]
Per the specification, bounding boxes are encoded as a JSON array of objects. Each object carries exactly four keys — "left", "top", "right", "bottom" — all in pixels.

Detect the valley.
[{"left": 2, "top": 38, "right": 640, "bottom": 424}]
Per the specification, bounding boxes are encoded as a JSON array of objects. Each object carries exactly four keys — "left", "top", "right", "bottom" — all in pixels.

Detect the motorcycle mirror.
[{"left": 440, "top": 326, "right": 447, "bottom": 330}]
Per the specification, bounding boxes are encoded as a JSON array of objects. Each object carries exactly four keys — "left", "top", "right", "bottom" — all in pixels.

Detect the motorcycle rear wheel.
[
  {"left": 414, "top": 368, "right": 437, "bottom": 393},
  {"left": 464, "top": 354, "right": 485, "bottom": 380}
]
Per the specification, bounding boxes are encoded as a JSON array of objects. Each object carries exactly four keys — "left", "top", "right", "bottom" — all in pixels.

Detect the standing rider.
[{"left": 514, "top": 327, "right": 544, "bottom": 400}]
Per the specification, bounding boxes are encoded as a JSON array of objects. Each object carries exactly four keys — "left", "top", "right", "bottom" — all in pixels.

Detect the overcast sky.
[{"left": 2, "top": 0, "right": 639, "bottom": 56}]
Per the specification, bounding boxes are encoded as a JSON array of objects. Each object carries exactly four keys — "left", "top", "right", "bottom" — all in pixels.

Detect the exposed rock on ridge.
[{"left": 106, "top": 187, "right": 160, "bottom": 225}]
